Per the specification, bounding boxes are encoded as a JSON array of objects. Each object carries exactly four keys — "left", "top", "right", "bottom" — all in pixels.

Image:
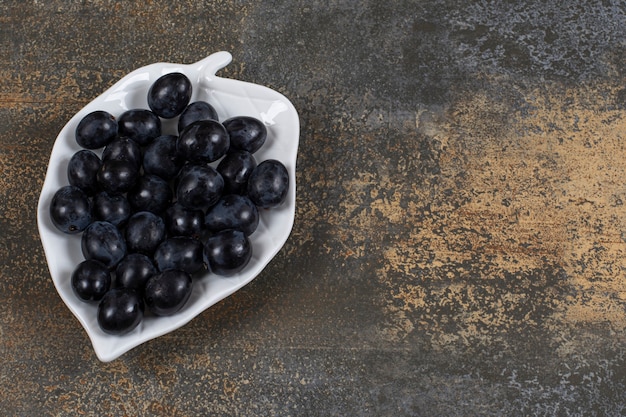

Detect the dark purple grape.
[
  {"left": 142, "top": 135, "right": 183, "bottom": 181},
  {"left": 127, "top": 174, "right": 172, "bottom": 214},
  {"left": 204, "top": 229, "right": 252, "bottom": 276},
  {"left": 118, "top": 109, "right": 161, "bottom": 146},
  {"left": 102, "top": 137, "right": 142, "bottom": 169},
  {"left": 125, "top": 211, "right": 166, "bottom": 255},
  {"left": 97, "top": 159, "right": 139, "bottom": 195},
  {"left": 75, "top": 110, "right": 118, "bottom": 150},
  {"left": 81, "top": 221, "right": 127, "bottom": 269},
  {"left": 205, "top": 194, "right": 259, "bottom": 236},
  {"left": 147, "top": 72, "right": 192, "bottom": 119},
  {"left": 223, "top": 116, "right": 267, "bottom": 153},
  {"left": 144, "top": 269, "right": 192, "bottom": 316},
  {"left": 247, "top": 159, "right": 289, "bottom": 208},
  {"left": 164, "top": 203, "right": 204, "bottom": 238},
  {"left": 49, "top": 185, "right": 92, "bottom": 234},
  {"left": 115, "top": 253, "right": 156, "bottom": 292},
  {"left": 67, "top": 149, "right": 102, "bottom": 195},
  {"left": 97, "top": 288, "right": 144, "bottom": 335},
  {"left": 178, "top": 101, "right": 218, "bottom": 133},
  {"left": 175, "top": 164, "right": 224, "bottom": 210},
  {"left": 177, "top": 120, "right": 229, "bottom": 163},
  {"left": 71, "top": 259, "right": 111, "bottom": 302},
  {"left": 216, "top": 150, "right": 257, "bottom": 195},
  {"left": 93, "top": 192, "right": 131, "bottom": 227},
  {"left": 153, "top": 237, "right": 206, "bottom": 275}
]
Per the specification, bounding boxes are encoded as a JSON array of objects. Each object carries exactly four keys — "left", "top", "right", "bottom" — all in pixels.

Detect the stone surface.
[{"left": 2, "top": 0, "right": 626, "bottom": 415}]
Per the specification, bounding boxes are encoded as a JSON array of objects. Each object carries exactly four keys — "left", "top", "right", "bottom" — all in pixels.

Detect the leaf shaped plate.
[{"left": 37, "top": 52, "right": 299, "bottom": 362}]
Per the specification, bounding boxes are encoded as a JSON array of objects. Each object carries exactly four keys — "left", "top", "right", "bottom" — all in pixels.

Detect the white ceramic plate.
[{"left": 37, "top": 52, "right": 299, "bottom": 362}]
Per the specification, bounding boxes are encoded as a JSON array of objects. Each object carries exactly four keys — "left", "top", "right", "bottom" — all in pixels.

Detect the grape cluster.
[{"left": 49, "top": 72, "right": 290, "bottom": 335}]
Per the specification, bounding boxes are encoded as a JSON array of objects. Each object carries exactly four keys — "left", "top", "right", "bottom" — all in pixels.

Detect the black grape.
[
  {"left": 216, "top": 150, "right": 257, "bottom": 195},
  {"left": 96, "top": 159, "right": 139, "bottom": 195},
  {"left": 177, "top": 120, "right": 229, "bottom": 163},
  {"left": 75, "top": 110, "right": 118, "bottom": 149},
  {"left": 164, "top": 203, "right": 204, "bottom": 239},
  {"left": 144, "top": 269, "right": 192, "bottom": 316},
  {"left": 81, "top": 221, "right": 127, "bottom": 269},
  {"left": 118, "top": 109, "right": 161, "bottom": 146},
  {"left": 93, "top": 191, "right": 131, "bottom": 227},
  {"left": 67, "top": 149, "right": 102, "bottom": 195},
  {"left": 223, "top": 116, "right": 267, "bottom": 153},
  {"left": 205, "top": 194, "right": 259, "bottom": 236},
  {"left": 204, "top": 229, "right": 252, "bottom": 276},
  {"left": 246, "top": 159, "right": 289, "bottom": 208},
  {"left": 71, "top": 259, "right": 111, "bottom": 302},
  {"left": 49, "top": 185, "right": 92, "bottom": 234},
  {"left": 178, "top": 101, "right": 218, "bottom": 133},
  {"left": 147, "top": 72, "right": 192, "bottom": 119},
  {"left": 102, "top": 137, "right": 142, "bottom": 169},
  {"left": 175, "top": 164, "right": 224, "bottom": 210},
  {"left": 125, "top": 211, "right": 166, "bottom": 256},
  {"left": 97, "top": 288, "right": 144, "bottom": 335},
  {"left": 115, "top": 253, "right": 156, "bottom": 293},
  {"left": 127, "top": 174, "right": 173, "bottom": 214},
  {"left": 142, "top": 135, "right": 183, "bottom": 181},
  {"left": 153, "top": 237, "right": 206, "bottom": 275}
]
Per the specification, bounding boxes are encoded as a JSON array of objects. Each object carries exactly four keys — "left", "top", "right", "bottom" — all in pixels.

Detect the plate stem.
[{"left": 196, "top": 51, "right": 233, "bottom": 84}]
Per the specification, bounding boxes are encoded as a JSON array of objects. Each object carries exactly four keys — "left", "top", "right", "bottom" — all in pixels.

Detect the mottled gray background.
[{"left": 2, "top": 1, "right": 626, "bottom": 415}]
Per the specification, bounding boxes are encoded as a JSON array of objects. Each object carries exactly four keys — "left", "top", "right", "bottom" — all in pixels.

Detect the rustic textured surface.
[{"left": 2, "top": 1, "right": 626, "bottom": 415}]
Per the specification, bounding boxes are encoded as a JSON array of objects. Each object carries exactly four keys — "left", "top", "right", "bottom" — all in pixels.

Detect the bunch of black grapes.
[{"left": 49, "top": 72, "right": 289, "bottom": 335}]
